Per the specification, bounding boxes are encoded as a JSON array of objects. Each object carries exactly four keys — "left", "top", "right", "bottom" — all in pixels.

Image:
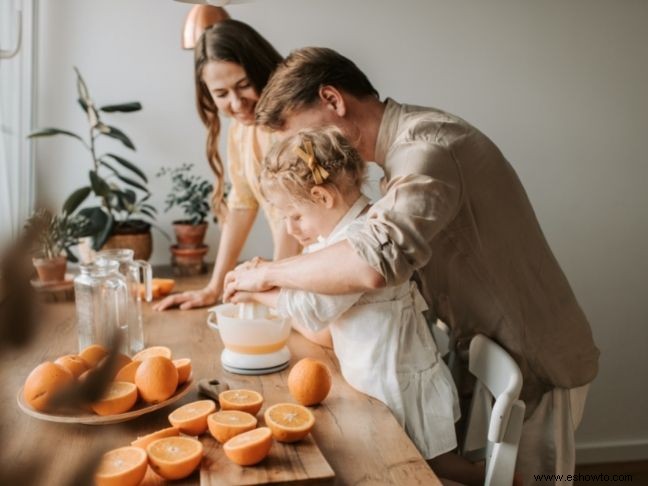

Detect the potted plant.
[
  {"left": 158, "top": 163, "right": 214, "bottom": 273},
  {"left": 28, "top": 68, "right": 159, "bottom": 260},
  {"left": 23, "top": 209, "right": 89, "bottom": 282}
]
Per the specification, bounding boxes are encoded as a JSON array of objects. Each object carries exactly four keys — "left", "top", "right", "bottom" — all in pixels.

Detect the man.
[{"left": 224, "top": 47, "right": 599, "bottom": 483}]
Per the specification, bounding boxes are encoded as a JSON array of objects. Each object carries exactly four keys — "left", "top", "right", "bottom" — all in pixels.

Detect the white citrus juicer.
[{"left": 207, "top": 302, "right": 291, "bottom": 375}]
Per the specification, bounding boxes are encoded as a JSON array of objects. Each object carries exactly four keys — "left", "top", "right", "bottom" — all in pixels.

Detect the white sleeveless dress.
[{"left": 277, "top": 195, "right": 460, "bottom": 459}]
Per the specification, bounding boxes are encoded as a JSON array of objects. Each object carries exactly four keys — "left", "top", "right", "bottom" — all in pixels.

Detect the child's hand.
[
  {"left": 228, "top": 288, "right": 280, "bottom": 309},
  {"left": 229, "top": 291, "right": 258, "bottom": 304}
]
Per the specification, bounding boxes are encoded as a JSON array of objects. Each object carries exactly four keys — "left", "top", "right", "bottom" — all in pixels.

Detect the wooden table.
[{"left": 0, "top": 273, "right": 441, "bottom": 485}]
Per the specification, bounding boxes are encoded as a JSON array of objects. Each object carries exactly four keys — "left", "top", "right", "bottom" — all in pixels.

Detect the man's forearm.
[{"left": 264, "top": 240, "right": 385, "bottom": 294}]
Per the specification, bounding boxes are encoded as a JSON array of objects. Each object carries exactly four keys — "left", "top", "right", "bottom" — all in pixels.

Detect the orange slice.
[
  {"left": 131, "top": 426, "right": 180, "bottom": 450},
  {"left": 114, "top": 360, "right": 141, "bottom": 384},
  {"left": 173, "top": 358, "right": 192, "bottom": 385},
  {"left": 132, "top": 345, "right": 172, "bottom": 362},
  {"left": 218, "top": 389, "right": 263, "bottom": 415},
  {"left": 168, "top": 399, "right": 216, "bottom": 435},
  {"left": 54, "top": 354, "right": 90, "bottom": 378},
  {"left": 95, "top": 446, "right": 148, "bottom": 486},
  {"left": 207, "top": 410, "right": 257, "bottom": 443},
  {"left": 223, "top": 427, "right": 273, "bottom": 466},
  {"left": 79, "top": 344, "right": 108, "bottom": 368},
  {"left": 147, "top": 436, "right": 203, "bottom": 480},
  {"left": 91, "top": 381, "right": 138, "bottom": 416},
  {"left": 264, "top": 403, "right": 315, "bottom": 443}
]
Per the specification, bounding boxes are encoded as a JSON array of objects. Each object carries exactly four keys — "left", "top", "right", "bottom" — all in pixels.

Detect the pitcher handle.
[
  {"left": 207, "top": 306, "right": 220, "bottom": 330},
  {"left": 133, "top": 260, "right": 153, "bottom": 302}
]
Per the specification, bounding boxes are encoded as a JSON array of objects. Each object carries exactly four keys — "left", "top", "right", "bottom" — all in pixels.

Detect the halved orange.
[
  {"left": 223, "top": 427, "right": 273, "bottom": 466},
  {"left": 79, "top": 344, "right": 108, "bottom": 368},
  {"left": 219, "top": 389, "right": 264, "bottom": 415},
  {"left": 91, "top": 381, "right": 138, "bottom": 416},
  {"left": 147, "top": 436, "right": 203, "bottom": 480},
  {"left": 168, "top": 399, "right": 216, "bottom": 435},
  {"left": 114, "top": 360, "right": 141, "bottom": 384},
  {"left": 208, "top": 410, "right": 257, "bottom": 443},
  {"left": 173, "top": 358, "right": 192, "bottom": 385},
  {"left": 132, "top": 345, "right": 172, "bottom": 362},
  {"left": 131, "top": 426, "right": 180, "bottom": 450},
  {"left": 95, "top": 446, "right": 148, "bottom": 486},
  {"left": 264, "top": 403, "right": 315, "bottom": 443}
]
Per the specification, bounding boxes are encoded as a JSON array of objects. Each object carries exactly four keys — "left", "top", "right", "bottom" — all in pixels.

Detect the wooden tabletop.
[{"left": 0, "top": 273, "right": 441, "bottom": 485}]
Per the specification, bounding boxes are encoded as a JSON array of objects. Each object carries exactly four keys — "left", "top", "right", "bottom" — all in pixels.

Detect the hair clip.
[{"left": 293, "top": 139, "right": 329, "bottom": 184}]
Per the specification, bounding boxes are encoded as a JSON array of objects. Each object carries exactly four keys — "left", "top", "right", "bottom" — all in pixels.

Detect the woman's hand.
[
  {"left": 223, "top": 257, "right": 272, "bottom": 302},
  {"left": 153, "top": 286, "right": 220, "bottom": 311}
]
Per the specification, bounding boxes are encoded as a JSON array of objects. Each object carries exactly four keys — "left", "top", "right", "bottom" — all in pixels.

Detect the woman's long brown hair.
[{"left": 194, "top": 20, "right": 282, "bottom": 221}]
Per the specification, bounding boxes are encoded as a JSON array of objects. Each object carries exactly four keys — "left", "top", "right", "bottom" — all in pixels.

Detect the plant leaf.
[
  {"left": 89, "top": 171, "right": 111, "bottom": 197},
  {"left": 27, "top": 128, "right": 84, "bottom": 143},
  {"left": 77, "top": 207, "right": 108, "bottom": 237},
  {"left": 100, "top": 102, "right": 142, "bottom": 113},
  {"left": 115, "top": 173, "right": 149, "bottom": 193},
  {"left": 104, "top": 153, "right": 147, "bottom": 182},
  {"left": 63, "top": 186, "right": 91, "bottom": 214},
  {"left": 140, "top": 208, "right": 156, "bottom": 220},
  {"left": 101, "top": 125, "right": 135, "bottom": 150},
  {"left": 94, "top": 214, "right": 115, "bottom": 250},
  {"left": 74, "top": 67, "right": 91, "bottom": 104}
]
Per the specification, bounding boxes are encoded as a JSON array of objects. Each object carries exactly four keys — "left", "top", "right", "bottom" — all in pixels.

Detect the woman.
[{"left": 154, "top": 20, "right": 299, "bottom": 311}]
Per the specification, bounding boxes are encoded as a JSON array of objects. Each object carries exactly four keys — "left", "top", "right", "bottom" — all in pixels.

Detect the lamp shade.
[{"left": 182, "top": 5, "right": 230, "bottom": 49}]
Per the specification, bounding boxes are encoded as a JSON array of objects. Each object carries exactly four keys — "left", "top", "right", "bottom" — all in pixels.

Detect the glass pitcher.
[
  {"left": 96, "top": 249, "right": 152, "bottom": 354},
  {"left": 74, "top": 260, "right": 129, "bottom": 354}
]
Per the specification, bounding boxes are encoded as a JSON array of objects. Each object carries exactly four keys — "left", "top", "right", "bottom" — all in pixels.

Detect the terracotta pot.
[
  {"left": 170, "top": 244, "right": 209, "bottom": 276},
  {"left": 32, "top": 256, "right": 67, "bottom": 283},
  {"left": 173, "top": 221, "right": 208, "bottom": 249},
  {"left": 102, "top": 222, "right": 153, "bottom": 261}
]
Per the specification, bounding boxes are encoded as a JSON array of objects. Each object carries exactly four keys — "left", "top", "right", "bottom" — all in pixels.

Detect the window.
[{"left": 0, "top": 0, "right": 35, "bottom": 246}]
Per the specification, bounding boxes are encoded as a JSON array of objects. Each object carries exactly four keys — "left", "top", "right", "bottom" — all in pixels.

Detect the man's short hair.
[{"left": 256, "top": 47, "right": 379, "bottom": 130}]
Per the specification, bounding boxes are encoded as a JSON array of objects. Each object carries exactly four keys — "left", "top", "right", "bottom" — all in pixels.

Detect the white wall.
[{"left": 34, "top": 0, "right": 648, "bottom": 463}]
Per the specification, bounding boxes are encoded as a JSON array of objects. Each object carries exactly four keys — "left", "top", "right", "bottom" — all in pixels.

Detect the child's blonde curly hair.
[{"left": 260, "top": 126, "right": 366, "bottom": 203}]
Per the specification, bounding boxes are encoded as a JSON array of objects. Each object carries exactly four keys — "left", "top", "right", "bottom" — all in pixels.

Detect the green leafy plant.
[
  {"left": 23, "top": 209, "right": 90, "bottom": 262},
  {"left": 157, "top": 164, "right": 214, "bottom": 225},
  {"left": 28, "top": 67, "right": 157, "bottom": 249}
]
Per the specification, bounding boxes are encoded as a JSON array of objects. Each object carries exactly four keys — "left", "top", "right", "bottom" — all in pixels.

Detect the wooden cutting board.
[{"left": 200, "top": 434, "right": 335, "bottom": 485}]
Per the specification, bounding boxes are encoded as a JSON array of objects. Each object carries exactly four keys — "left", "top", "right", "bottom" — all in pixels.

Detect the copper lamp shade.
[{"left": 182, "top": 5, "right": 230, "bottom": 49}]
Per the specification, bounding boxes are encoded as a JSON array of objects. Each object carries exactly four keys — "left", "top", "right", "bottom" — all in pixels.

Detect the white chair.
[{"left": 462, "top": 334, "right": 526, "bottom": 486}]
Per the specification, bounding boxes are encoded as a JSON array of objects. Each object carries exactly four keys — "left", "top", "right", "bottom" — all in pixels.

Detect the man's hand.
[
  {"left": 223, "top": 257, "right": 272, "bottom": 302},
  {"left": 152, "top": 287, "right": 219, "bottom": 311}
]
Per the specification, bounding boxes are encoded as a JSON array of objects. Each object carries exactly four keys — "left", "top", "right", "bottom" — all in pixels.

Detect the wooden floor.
[{"left": 574, "top": 460, "right": 648, "bottom": 485}]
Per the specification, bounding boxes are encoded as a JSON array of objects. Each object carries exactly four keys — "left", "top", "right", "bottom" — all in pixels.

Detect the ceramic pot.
[
  {"left": 32, "top": 255, "right": 67, "bottom": 283},
  {"left": 170, "top": 244, "right": 208, "bottom": 276},
  {"left": 173, "top": 221, "right": 208, "bottom": 249}
]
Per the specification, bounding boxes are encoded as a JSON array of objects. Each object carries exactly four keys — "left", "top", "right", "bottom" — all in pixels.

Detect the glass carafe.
[
  {"left": 96, "top": 249, "right": 152, "bottom": 354},
  {"left": 74, "top": 260, "right": 129, "bottom": 354}
]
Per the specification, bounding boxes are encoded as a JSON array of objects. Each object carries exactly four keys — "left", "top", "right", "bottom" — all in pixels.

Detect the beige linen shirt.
[
  {"left": 225, "top": 119, "right": 283, "bottom": 238},
  {"left": 346, "top": 98, "right": 599, "bottom": 410}
]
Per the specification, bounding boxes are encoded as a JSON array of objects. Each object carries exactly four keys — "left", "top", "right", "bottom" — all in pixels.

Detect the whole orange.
[
  {"left": 135, "top": 356, "right": 178, "bottom": 403},
  {"left": 54, "top": 354, "right": 90, "bottom": 378},
  {"left": 23, "top": 362, "right": 74, "bottom": 411},
  {"left": 287, "top": 358, "right": 332, "bottom": 406}
]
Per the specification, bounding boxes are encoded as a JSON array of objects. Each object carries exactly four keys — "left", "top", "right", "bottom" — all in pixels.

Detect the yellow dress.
[{"left": 225, "top": 119, "right": 283, "bottom": 243}]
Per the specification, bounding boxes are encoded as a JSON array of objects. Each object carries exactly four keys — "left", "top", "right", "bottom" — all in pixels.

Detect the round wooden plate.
[{"left": 16, "top": 378, "right": 193, "bottom": 425}]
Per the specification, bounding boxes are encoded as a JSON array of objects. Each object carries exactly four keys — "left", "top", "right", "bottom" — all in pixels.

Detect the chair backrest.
[{"left": 463, "top": 334, "right": 526, "bottom": 486}]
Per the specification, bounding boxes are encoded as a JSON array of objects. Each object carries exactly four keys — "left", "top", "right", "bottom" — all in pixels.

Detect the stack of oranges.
[{"left": 22, "top": 344, "right": 192, "bottom": 415}]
